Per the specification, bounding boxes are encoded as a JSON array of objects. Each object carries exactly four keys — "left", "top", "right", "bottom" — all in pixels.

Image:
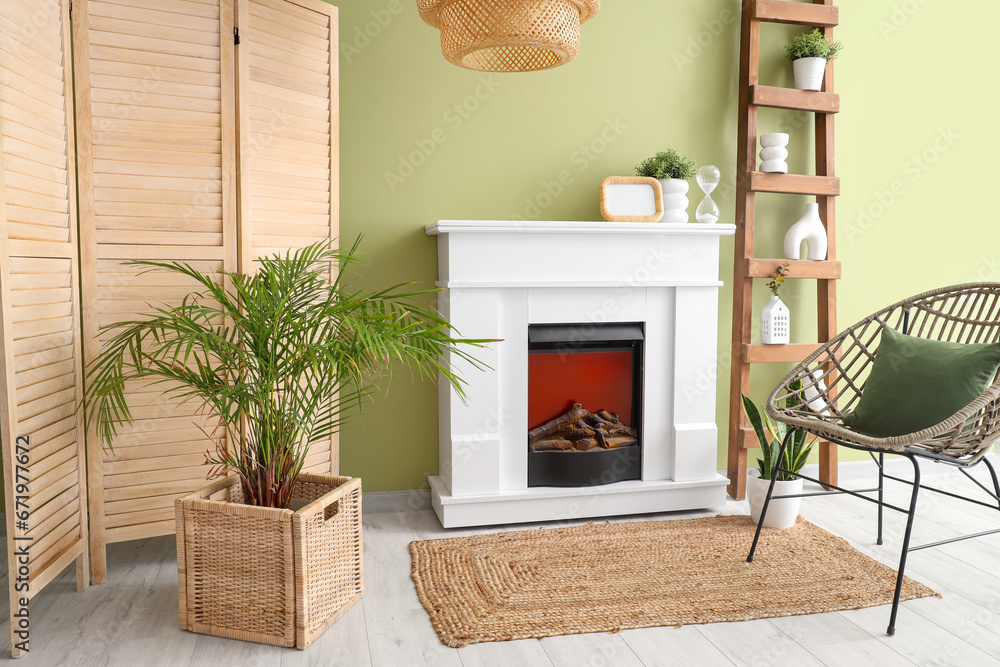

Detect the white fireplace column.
[{"left": 427, "top": 220, "right": 736, "bottom": 528}]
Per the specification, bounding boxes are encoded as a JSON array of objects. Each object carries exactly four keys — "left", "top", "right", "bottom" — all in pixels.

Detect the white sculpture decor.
[
  {"left": 760, "top": 295, "right": 790, "bottom": 344},
  {"left": 761, "top": 261, "right": 790, "bottom": 345},
  {"left": 802, "top": 368, "right": 830, "bottom": 416},
  {"left": 695, "top": 165, "right": 721, "bottom": 224},
  {"left": 759, "top": 133, "right": 789, "bottom": 174},
  {"left": 660, "top": 179, "right": 690, "bottom": 223},
  {"left": 784, "top": 202, "right": 828, "bottom": 260}
]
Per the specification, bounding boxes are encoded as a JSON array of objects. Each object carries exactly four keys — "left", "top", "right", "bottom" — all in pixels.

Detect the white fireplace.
[{"left": 426, "top": 220, "right": 736, "bottom": 528}]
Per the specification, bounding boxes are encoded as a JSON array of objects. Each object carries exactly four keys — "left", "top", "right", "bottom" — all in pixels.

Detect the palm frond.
[{"left": 82, "top": 239, "right": 492, "bottom": 509}]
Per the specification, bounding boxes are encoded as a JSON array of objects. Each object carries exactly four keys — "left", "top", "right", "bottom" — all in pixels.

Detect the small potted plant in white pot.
[
  {"left": 742, "top": 387, "right": 815, "bottom": 529},
  {"left": 784, "top": 28, "right": 843, "bottom": 91},
  {"left": 83, "top": 240, "right": 488, "bottom": 648},
  {"left": 635, "top": 149, "right": 696, "bottom": 223}
]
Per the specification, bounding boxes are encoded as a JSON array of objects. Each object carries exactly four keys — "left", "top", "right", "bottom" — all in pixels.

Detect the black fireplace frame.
[{"left": 526, "top": 322, "right": 644, "bottom": 488}]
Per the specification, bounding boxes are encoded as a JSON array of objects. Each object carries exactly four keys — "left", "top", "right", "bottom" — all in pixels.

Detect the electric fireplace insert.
[{"left": 527, "top": 323, "right": 643, "bottom": 487}]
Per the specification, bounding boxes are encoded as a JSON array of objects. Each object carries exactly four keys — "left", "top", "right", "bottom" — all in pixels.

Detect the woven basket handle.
[{"left": 295, "top": 476, "right": 361, "bottom": 523}]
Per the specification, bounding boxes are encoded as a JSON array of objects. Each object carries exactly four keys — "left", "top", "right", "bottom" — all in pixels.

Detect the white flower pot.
[
  {"left": 760, "top": 294, "right": 790, "bottom": 345},
  {"left": 793, "top": 57, "right": 827, "bottom": 91},
  {"left": 784, "top": 202, "right": 828, "bottom": 260},
  {"left": 658, "top": 179, "right": 689, "bottom": 223},
  {"left": 747, "top": 469, "right": 802, "bottom": 529}
]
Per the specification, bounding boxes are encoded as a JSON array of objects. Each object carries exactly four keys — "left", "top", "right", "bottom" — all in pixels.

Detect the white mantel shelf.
[
  {"left": 426, "top": 220, "right": 737, "bottom": 235},
  {"left": 428, "top": 219, "right": 735, "bottom": 528}
]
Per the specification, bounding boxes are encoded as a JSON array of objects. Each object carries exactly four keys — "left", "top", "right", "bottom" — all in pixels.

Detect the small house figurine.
[{"left": 761, "top": 261, "right": 790, "bottom": 345}]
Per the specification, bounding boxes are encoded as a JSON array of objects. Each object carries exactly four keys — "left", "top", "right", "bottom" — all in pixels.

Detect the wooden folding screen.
[
  {"left": 73, "top": 0, "right": 238, "bottom": 584},
  {"left": 236, "top": 0, "right": 340, "bottom": 473},
  {"left": 0, "top": 0, "right": 90, "bottom": 657},
  {"left": 73, "top": 0, "right": 338, "bottom": 582},
  {"left": 0, "top": 0, "right": 336, "bottom": 654}
]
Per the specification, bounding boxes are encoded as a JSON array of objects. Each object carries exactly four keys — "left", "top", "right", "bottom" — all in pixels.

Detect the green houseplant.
[
  {"left": 635, "top": 149, "right": 696, "bottom": 223},
  {"left": 83, "top": 240, "right": 489, "bottom": 647},
  {"left": 741, "top": 383, "right": 815, "bottom": 528},
  {"left": 84, "top": 240, "right": 486, "bottom": 509},
  {"left": 784, "top": 28, "right": 843, "bottom": 91}
]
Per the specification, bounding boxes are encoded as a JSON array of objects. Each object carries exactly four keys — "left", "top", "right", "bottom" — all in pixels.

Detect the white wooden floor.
[{"left": 6, "top": 457, "right": 1000, "bottom": 666}]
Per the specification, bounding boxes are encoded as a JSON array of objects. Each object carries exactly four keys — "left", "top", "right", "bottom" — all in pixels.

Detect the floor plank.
[
  {"left": 457, "top": 637, "right": 554, "bottom": 667},
  {"left": 3, "top": 458, "right": 1000, "bottom": 665},
  {"left": 694, "top": 617, "right": 826, "bottom": 667},
  {"left": 539, "top": 633, "right": 644, "bottom": 667},
  {"left": 620, "top": 625, "right": 736, "bottom": 667}
]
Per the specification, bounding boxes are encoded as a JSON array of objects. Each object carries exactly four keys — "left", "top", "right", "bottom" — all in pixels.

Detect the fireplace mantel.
[{"left": 427, "top": 220, "right": 736, "bottom": 527}]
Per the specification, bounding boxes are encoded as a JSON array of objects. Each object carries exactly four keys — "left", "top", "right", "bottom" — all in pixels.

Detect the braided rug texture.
[{"left": 410, "top": 515, "right": 937, "bottom": 647}]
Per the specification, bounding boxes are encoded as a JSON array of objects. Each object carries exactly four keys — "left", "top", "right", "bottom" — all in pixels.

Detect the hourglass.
[{"left": 695, "top": 165, "right": 721, "bottom": 224}]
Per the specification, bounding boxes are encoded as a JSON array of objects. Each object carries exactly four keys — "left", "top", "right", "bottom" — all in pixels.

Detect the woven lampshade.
[{"left": 418, "top": 0, "right": 600, "bottom": 72}]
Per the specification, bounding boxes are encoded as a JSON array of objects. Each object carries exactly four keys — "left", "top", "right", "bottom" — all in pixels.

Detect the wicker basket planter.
[{"left": 176, "top": 474, "right": 363, "bottom": 648}]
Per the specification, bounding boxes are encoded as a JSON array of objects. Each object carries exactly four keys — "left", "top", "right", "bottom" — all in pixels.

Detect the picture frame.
[{"left": 599, "top": 176, "right": 664, "bottom": 222}]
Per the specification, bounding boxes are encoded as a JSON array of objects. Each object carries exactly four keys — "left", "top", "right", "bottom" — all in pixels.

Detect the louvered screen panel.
[
  {"left": 0, "top": 0, "right": 89, "bottom": 656},
  {"left": 95, "top": 260, "right": 225, "bottom": 541},
  {"left": 236, "top": 0, "right": 338, "bottom": 474},
  {"left": 9, "top": 259, "right": 84, "bottom": 576},
  {"left": 74, "top": 0, "right": 238, "bottom": 581}
]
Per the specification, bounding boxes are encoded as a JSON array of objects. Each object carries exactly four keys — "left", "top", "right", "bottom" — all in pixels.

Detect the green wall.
[{"left": 334, "top": 0, "right": 1000, "bottom": 491}]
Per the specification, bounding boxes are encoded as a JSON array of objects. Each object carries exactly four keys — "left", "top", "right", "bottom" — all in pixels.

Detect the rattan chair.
[{"left": 746, "top": 283, "right": 1000, "bottom": 635}]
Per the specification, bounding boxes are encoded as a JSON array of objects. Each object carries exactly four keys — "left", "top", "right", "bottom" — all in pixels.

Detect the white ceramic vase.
[
  {"left": 759, "top": 133, "right": 789, "bottom": 174},
  {"left": 760, "top": 294, "right": 789, "bottom": 345},
  {"left": 793, "top": 57, "right": 827, "bottom": 91},
  {"left": 747, "top": 469, "right": 803, "bottom": 529},
  {"left": 784, "top": 202, "right": 827, "bottom": 260},
  {"left": 802, "top": 368, "right": 830, "bottom": 416},
  {"left": 658, "top": 179, "right": 689, "bottom": 223}
]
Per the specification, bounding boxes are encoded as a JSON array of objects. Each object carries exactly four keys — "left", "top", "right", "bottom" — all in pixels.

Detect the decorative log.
[
  {"left": 530, "top": 438, "right": 575, "bottom": 451},
  {"left": 527, "top": 403, "right": 591, "bottom": 441},
  {"left": 528, "top": 403, "right": 638, "bottom": 452}
]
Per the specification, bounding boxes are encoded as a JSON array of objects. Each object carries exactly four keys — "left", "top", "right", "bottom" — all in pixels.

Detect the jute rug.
[{"left": 409, "top": 515, "right": 938, "bottom": 647}]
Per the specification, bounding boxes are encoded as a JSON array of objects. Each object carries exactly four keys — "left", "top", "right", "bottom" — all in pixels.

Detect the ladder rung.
[
  {"left": 743, "top": 343, "right": 822, "bottom": 364},
  {"left": 740, "top": 427, "right": 759, "bottom": 451},
  {"left": 740, "top": 428, "right": 835, "bottom": 451},
  {"left": 750, "top": 172, "right": 840, "bottom": 196},
  {"left": 747, "top": 258, "right": 841, "bottom": 280},
  {"left": 752, "top": 0, "right": 839, "bottom": 27},
  {"left": 750, "top": 85, "right": 839, "bottom": 113}
]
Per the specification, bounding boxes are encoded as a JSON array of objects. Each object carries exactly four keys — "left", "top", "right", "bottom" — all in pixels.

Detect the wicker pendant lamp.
[{"left": 418, "top": 0, "right": 600, "bottom": 72}]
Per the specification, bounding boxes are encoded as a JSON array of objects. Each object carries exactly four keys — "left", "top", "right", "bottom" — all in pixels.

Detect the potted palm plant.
[
  {"left": 785, "top": 28, "right": 843, "bottom": 91},
  {"left": 83, "top": 240, "right": 487, "bottom": 648},
  {"left": 635, "top": 149, "right": 696, "bottom": 223},
  {"left": 742, "top": 384, "right": 815, "bottom": 529}
]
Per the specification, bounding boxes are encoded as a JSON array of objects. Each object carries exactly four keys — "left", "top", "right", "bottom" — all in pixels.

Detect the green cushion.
[{"left": 842, "top": 327, "right": 1000, "bottom": 437}]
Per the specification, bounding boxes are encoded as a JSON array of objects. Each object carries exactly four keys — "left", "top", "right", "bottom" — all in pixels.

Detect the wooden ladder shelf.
[{"left": 727, "top": 0, "right": 840, "bottom": 500}]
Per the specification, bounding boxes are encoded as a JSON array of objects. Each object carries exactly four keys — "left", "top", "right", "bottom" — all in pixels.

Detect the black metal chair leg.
[
  {"left": 747, "top": 428, "right": 796, "bottom": 563},
  {"left": 877, "top": 452, "right": 884, "bottom": 545},
  {"left": 982, "top": 455, "right": 1000, "bottom": 508},
  {"left": 887, "top": 454, "right": 921, "bottom": 636}
]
